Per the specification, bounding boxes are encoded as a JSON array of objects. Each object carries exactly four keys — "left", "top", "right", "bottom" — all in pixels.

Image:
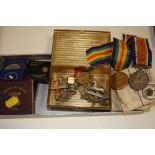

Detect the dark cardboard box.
[{"left": 0, "top": 80, "right": 34, "bottom": 115}]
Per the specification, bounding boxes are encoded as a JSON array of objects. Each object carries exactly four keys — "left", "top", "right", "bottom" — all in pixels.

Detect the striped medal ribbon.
[
  {"left": 133, "top": 37, "right": 152, "bottom": 68},
  {"left": 110, "top": 38, "right": 132, "bottom": 90},
  {"left": 124, "top": 35, "right": 152, "bottom": 90},
  {"left": 86, "top": 38, "right": 132, "bottom": 90},
  {"left": 86, "top": 42, "right": 113, "bottom": 66}
]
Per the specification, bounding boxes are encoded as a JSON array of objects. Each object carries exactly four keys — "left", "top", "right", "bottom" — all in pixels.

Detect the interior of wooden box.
[
  {"left": 48, "top": 64, "right": 111, "bottom": 111},
  {"left": 47, "top": 30, "right": 112, "bottom": 111}
]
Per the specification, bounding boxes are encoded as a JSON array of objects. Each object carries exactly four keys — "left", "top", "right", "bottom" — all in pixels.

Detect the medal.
[
  {"left": 127, "top": 36, "right": 152, "bottom": 90},
  {"left": 128, "top": 69, "right": 149, "bottom": 90},
  {"left": 75, "top": 66, "right": 93, "bottom": 87},
  {"left": 111, "top": 72, "right": 128, "bottom": 90},
  {"left": 142, "top": 84, "right": 155, "bottom": 100},
  {"left": 110, "top": 38, "right": 132, "bottom": 90}
]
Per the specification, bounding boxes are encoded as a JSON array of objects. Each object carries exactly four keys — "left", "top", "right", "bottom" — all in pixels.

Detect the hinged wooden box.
[{"left": 48, "top": 30, "right": 111, "bottom": 111}]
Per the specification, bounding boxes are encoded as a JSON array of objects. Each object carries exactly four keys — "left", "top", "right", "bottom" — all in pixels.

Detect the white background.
[{"left": 0, "top": 26, "right": 155, "bottom": 128}]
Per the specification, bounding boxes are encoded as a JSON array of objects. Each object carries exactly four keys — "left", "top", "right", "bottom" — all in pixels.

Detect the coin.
[
  {"left": 128, "top": 70, "right": 149, "bottom": 90},
  {"left": 111, "top": 72, "right": 128, "bottom": 90},
  {"left": 142, "top": 84, "right": 155, "bottom": 100}
]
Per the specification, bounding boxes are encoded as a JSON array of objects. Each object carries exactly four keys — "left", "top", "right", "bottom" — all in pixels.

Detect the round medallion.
[
  {"left": 76, "top": 71, "right": 91, "bottom": 86},
  {"left": 111, "top": 72, "right": 128, "bottom": 90},
  {"left": 128, "top": 70, "right": 149, "bottom": 90},
  {"left": 42, "top": 67, "right": 49, "bottom": 73},
  {"left": 142, "top": 84, "right": 155, "bottom": 100}
]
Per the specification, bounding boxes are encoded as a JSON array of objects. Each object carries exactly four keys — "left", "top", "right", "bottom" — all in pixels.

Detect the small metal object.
[
  {"left": 128, "top": 69, "right": 149, "bottom": 90},
  {"left": 75, "top": 66, "right": 94, "bottom": 87},
  {"left": 85, "top": 89, "right": 108, "bottom": 100},
  {"left": 111, "top": 72, "right": 128, "bottom": 90},
  {"left": 55, "top": 88, "right": 72, "bottom": 102},
  {"left": 84, "top": 92, "right": 106, "bottom": 104},
  {"left": 142, "top": 84, "right": 155, "bottom": 100},
  {"left": 76, "top": 71, "right": 91, "bottom": 86},
  {"left": 67, "top": 76, "right": 75, "bottom": 84},
  {"left": 55, "top": 76, "right": 77, "bottom": 102}
]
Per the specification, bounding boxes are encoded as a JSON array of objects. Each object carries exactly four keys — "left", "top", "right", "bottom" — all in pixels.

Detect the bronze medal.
[
  {"left": 142, "top": 84, "right": 155, "bottom": 100},
  {"left": 111, "top": 72, "right": 128, "bottom": 90},
  {"left": 76, "top": 71, "right": 92, "bottom": 86},
  {"left": 128, "top": 70, "right": 149, "bottom": 90}
]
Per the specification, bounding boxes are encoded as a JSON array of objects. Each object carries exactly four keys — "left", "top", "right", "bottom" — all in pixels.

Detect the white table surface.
[{"left": 0, "top": 26, "right": 155, "bottom": 129}]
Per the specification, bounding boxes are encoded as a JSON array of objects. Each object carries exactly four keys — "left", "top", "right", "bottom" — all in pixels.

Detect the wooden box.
[{"left": 48, "top": 30, "right": 111, "bottom": 111}]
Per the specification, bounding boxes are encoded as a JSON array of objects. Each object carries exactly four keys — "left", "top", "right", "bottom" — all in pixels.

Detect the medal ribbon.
[
  {"left": 86, "top": 38, "right": 132, "bottom": 71},
  {"left": 134, "top": 37, "right": 152, "bottom": 67},
  {"left": 123, "top": 34, "right": 133, "bottom": 42},
  {"left": 86, "top": 42, "right": 113, "bottom": 66},
  {"left": 123, "top": 34, "right": 152, "bottom": 67},
  {"left": 111, "top": 38, "right": 132, "bottom": 71}
]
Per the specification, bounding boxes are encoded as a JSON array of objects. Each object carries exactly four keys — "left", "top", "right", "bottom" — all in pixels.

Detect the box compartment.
[{"left": 48, "top": 30, "right": 113, "bottom": 111}]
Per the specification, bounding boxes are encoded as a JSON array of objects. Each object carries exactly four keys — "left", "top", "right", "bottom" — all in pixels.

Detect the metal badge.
[
  {"left": 111, "top": 72, "right": 128, "bottom": 90},
  {"left": 79, "top": 78, "right": 109, "bottom": 105},
  {"left": 54, "top": 66, "right": 109, "bottom": 105},
  {"left": 54, "top": 76, "right": 77, "bottom": 102},
  {"left": 76, "top": 71, "right": 93, "bottom": 87},
  {"left": 128, "top": 70, "right": 149, "bottom": 90},
  {"left": 142, "top": 84, "right": 155, "bottom": 100}
]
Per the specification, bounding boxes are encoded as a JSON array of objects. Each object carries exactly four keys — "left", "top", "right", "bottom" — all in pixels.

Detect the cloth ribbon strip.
[
  {"left": 86, "top": 42, "right": 113, "bottom": 66},
  {"left": 133, "top": 37, "right": 152, "bottom": 67},
  {"left": 111, "top": 38, "right": 132, "bottom": 71},
  {"left": 123, "top": 34, "right": 152, "bottom": 67},
  {"left": 123, "top": 34, "right": 134, "bottom": 42}
]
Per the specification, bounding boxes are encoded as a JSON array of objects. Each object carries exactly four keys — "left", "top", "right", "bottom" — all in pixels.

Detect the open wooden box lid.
[
  {"left": 48, "top": 30, "right": 112, "bottom": 111},
  {"left": 52, "top": 30, "right": 111, "bottom": 67}
]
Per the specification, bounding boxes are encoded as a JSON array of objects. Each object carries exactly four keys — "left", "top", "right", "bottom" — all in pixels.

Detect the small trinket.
[
  {"left": 67, "top": 76, "right": 75, "bottom": 84},
  {"left": 54, "top": 66, "right": 109, "bottom": 105},
  {"left": 142, "top": 84, "right": 155, "bottom": 100},
  {"left": 54, "top": 76, "right": 77, "bottom": 102}
]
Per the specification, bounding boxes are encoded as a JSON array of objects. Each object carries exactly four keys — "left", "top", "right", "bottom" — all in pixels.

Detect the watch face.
[
  {"left": 5, "top": 71, "right": 18, "bottom": 80},
  {"left": 128, "top": 70, "right": 149, "bottom": 90},
  {"left": 143, "top": 84, "right": 155, "bottom": 100}
]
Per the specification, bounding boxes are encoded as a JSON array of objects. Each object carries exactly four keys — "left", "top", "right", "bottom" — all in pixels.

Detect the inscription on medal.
[{"left": 128, "top": 70, "right": 149, "bottom": 90}]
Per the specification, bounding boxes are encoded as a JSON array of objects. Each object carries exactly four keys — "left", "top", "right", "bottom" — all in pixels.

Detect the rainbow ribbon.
[
  {"left": 111, "top": 38, "right": 132, "bottom": 71},
  {"left": 86, "top": 42, "right": 113, "bottom": 66}
]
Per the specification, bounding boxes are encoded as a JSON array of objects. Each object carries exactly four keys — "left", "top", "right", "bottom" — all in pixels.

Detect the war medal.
[
  {"left": 110, "top": 38, "right": 132, "bottom": 90},
  {"left": 111, "top": 72, "right": 128, "bottom": 90},
  {"left": 128, "top": 37, "right": 152, "bottom": 90},
  {"left": 142, "top": 84, "right": 155, "bottom": 100},
  {"left": 128, "top": 69, "right": 149, "bottom": 90},
  {"left": 75, "top": 66, "right": 93, "bottom": 87}
]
